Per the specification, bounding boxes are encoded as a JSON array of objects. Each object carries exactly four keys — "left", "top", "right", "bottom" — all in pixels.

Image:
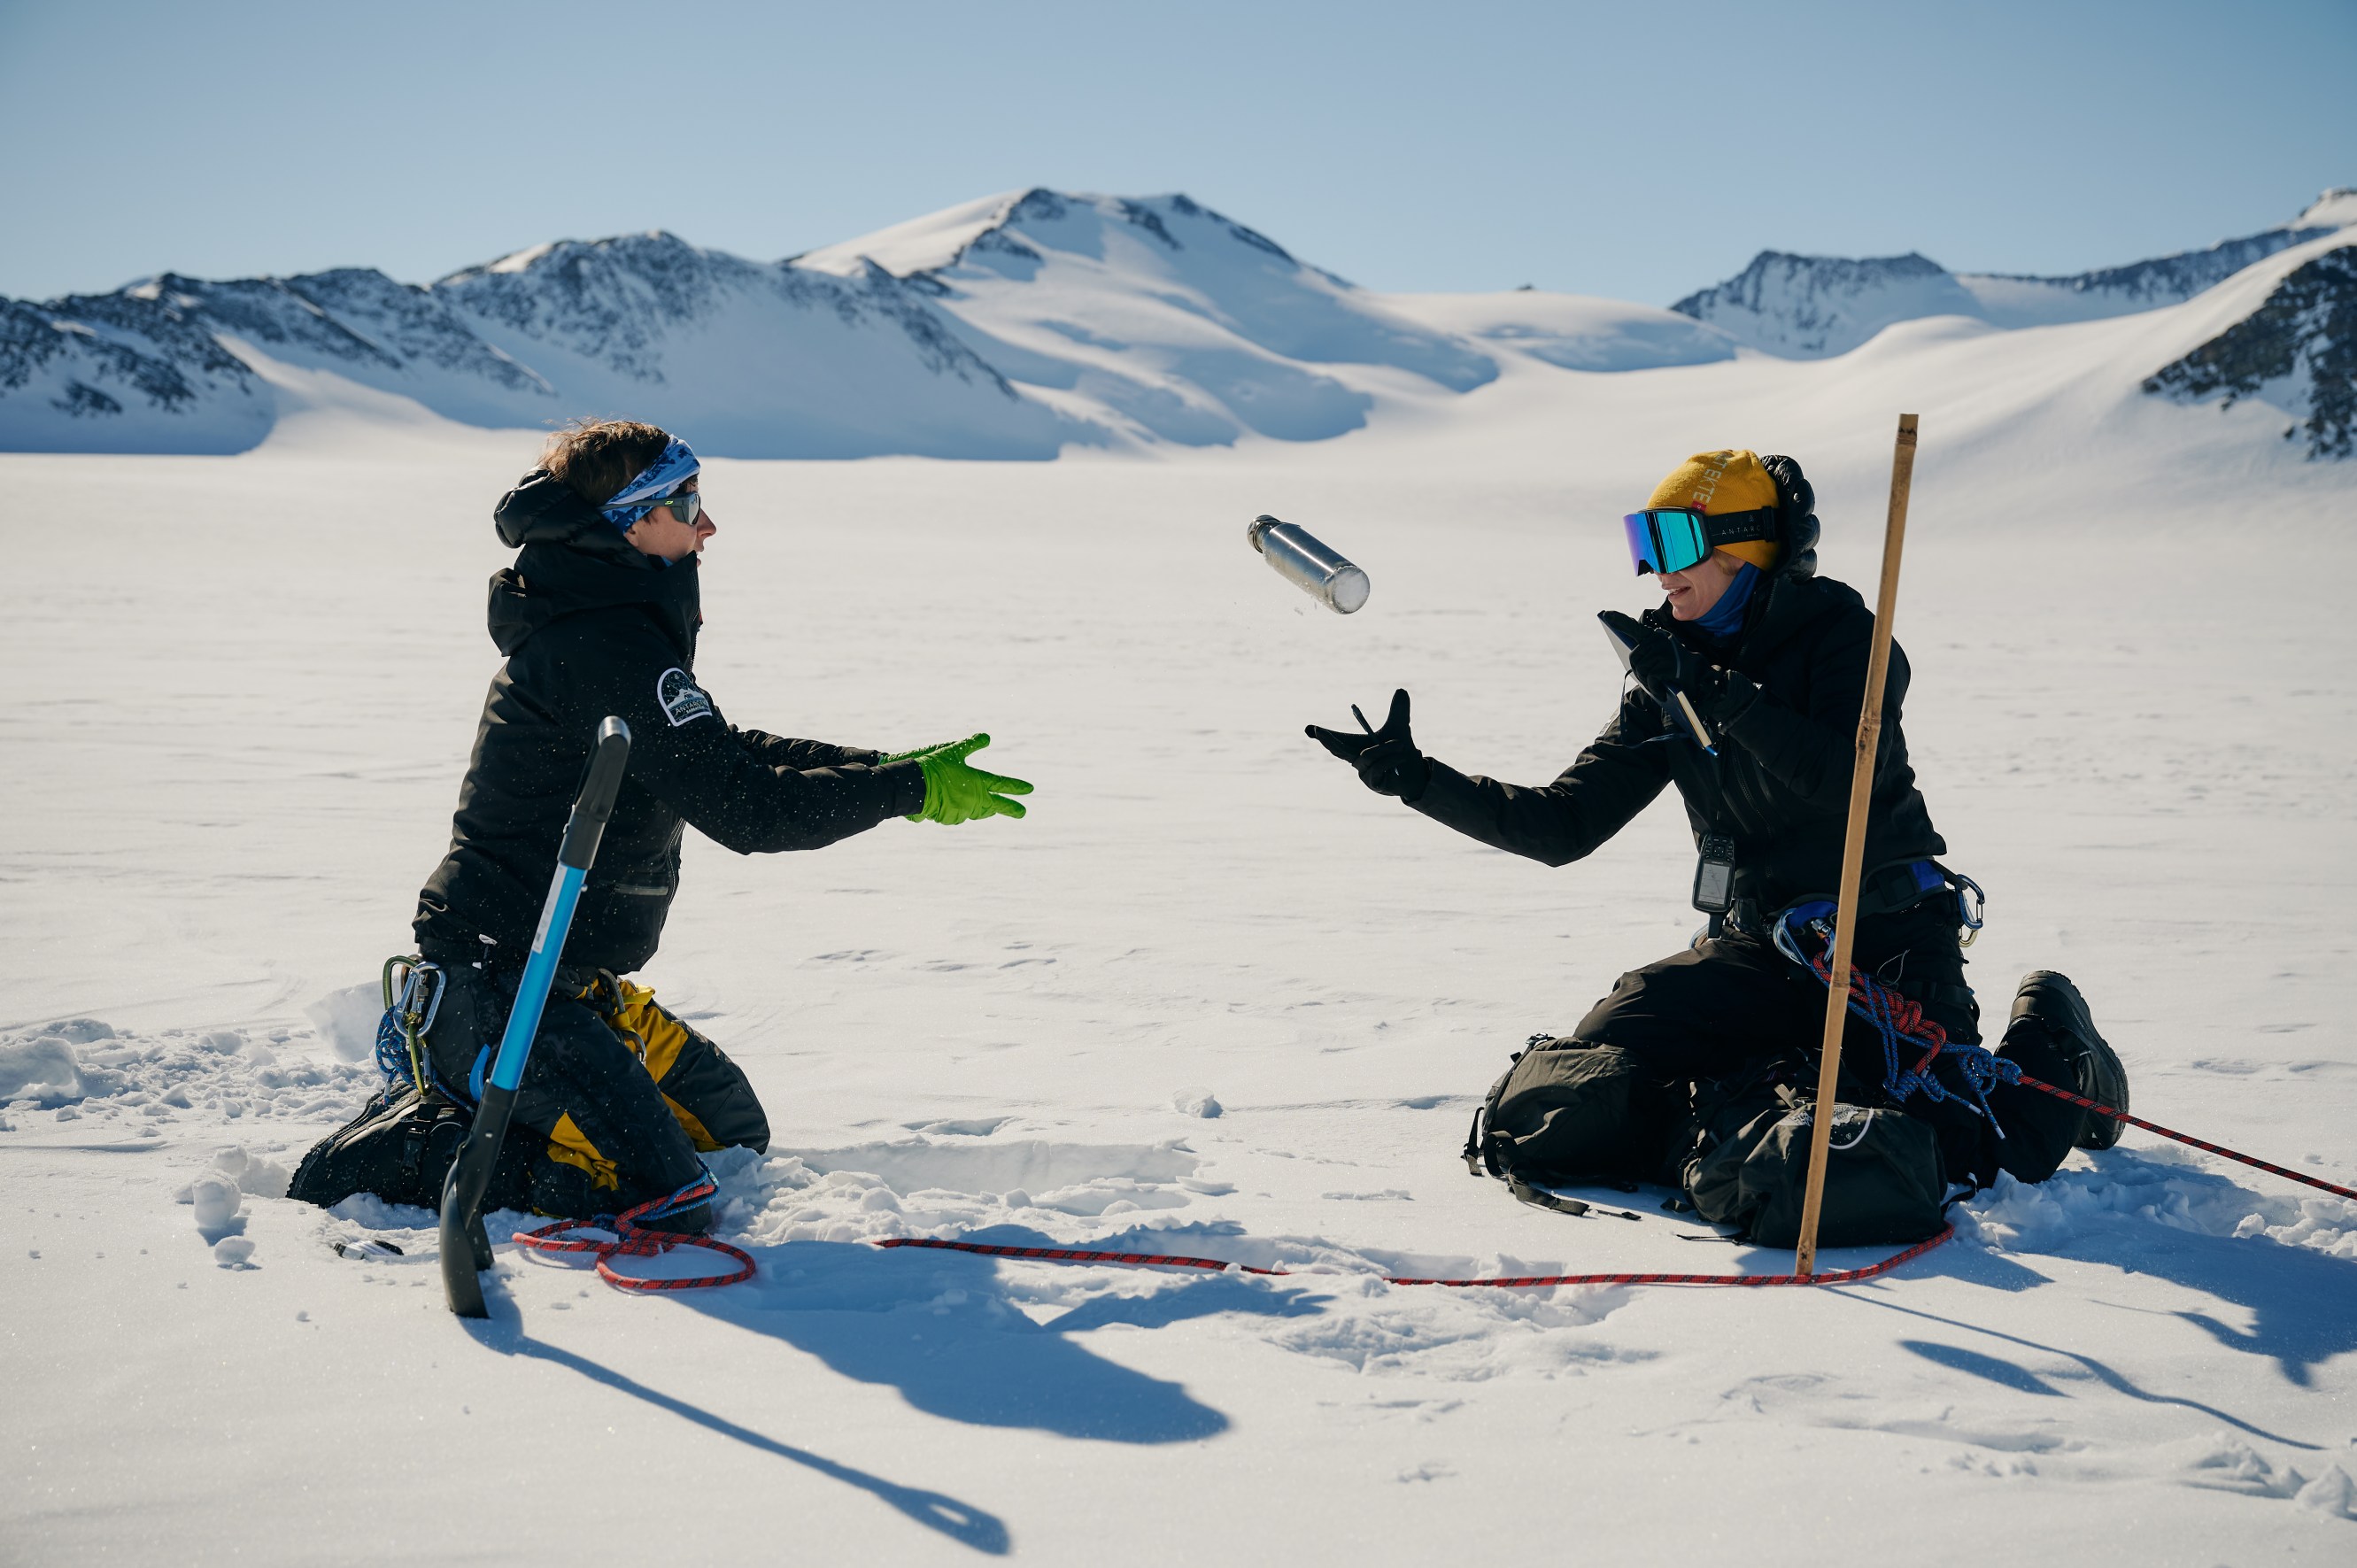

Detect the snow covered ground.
[{"left": 4, "top": 256, "right": 2354, "bottom": 1564}]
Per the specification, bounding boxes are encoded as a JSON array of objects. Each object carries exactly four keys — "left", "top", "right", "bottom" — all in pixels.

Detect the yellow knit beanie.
[{"left": 1646, "top": 449, "right": 1781, "bottom": 572}]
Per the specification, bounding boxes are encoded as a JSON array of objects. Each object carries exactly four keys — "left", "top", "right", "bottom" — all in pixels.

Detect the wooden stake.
[{"left": 1793, "top": 413, "right": 1920, "bottom": 1278}]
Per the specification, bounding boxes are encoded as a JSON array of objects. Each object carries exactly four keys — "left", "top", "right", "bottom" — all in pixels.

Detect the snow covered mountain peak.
[
  {"left": 1668, "top": 251, "right": 1978, "bottom": 359},
  {"left": 796, "top": 187, "right": 1494, "bottom": 444},
  {"left": 795, "top": 188, "right": 1312, "bottom": 283},
  {"left": 2296, "top": 187, "right": 2357, "bottom": 229}
]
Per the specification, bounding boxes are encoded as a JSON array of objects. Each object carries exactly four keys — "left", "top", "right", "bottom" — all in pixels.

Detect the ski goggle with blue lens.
[{"left": 1620, "top": 506, "right": 1778, "bottom": 576}]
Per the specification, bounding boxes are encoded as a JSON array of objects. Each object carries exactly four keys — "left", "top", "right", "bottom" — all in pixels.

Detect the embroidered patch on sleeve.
[{"left": 656, "top": 667, "right": 715, "bottom": 728}]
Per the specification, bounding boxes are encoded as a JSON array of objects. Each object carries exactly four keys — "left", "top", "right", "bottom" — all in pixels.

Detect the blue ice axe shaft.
[{"left": 441, "top": 716, "right": 632, "bottom": 1318}]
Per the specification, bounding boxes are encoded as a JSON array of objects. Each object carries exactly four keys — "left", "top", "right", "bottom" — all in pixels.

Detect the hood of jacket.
[{"left": 485, "top": 470, "right": 700, "bottom": 658}]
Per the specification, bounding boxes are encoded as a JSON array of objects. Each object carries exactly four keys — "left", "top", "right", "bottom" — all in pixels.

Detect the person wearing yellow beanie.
[{"left": 1307, "top": 446, "right": 2124, "bottom": 1202}]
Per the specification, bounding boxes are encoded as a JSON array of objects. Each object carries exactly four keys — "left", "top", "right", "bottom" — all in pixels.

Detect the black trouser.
[
  {"left": 418, "top": 957, "right": 766, "bottom": 1207},
  {"left": 1569, "top": 902, "right": 2078, "bottom": 1186}
]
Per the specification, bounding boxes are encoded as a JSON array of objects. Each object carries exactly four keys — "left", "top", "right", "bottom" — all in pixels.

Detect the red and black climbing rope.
[
  {"left": 875, "top": 1082, "right": 2352, "bottom": 1291},
  {"left": 876, "top": 1226, "right": 1957, "bottom": 1289},
  {"left": 513, "top": 1177, "right": 756, "bottom": 1294},
  {"left": 2016, "top": 1076, "right": 2357, "bottom": 1201}
]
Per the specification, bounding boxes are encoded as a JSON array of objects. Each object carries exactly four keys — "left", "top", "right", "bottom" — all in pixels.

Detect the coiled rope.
[
  {"left": 513, "top": 1173, "right": 755, "bottom": 1293},
  {"left": 1771, "top": 903, "right": 2015, "bottom": 1126}
]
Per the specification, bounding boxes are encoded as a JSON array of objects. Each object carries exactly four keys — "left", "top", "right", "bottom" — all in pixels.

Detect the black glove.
[
  {"left": 1306, "top": 687, "right": 1432, "bottom": 800},
  {"left": 1605, "top": 611, "right": 1758, "bottom": 727}
]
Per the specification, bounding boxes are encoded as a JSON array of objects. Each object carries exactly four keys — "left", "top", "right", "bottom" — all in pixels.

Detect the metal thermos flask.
[{"left": 1248, "top": 514, "right": 1370, "bottom": 614}]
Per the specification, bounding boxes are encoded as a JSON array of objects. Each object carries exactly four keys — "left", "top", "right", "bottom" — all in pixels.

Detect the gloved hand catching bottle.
[
  {"left": 1599, "top": 610, "right": 1758, "bottom": 748},
  {"left": 1306, "top": 688, "right": 1431, "bottom": 800},
  {"left": 889, "top": 733, "right": 1033, "bottom": 824}
]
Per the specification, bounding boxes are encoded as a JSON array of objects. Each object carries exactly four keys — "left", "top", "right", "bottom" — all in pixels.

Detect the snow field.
[{"left": 4, "top": 326, "right": 2356, "bottom": 1562}]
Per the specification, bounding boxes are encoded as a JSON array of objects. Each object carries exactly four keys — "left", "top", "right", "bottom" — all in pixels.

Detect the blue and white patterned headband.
[{"left": 599, "top": 438, "right": 700, "bottom": 530}]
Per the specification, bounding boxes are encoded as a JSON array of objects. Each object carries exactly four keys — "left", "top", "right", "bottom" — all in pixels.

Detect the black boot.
[{"left": 2006, "top": 971, "right": 2129, "bottom": 1151}]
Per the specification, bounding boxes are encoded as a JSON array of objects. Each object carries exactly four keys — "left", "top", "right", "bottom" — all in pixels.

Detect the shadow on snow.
[
  {"left": 462, "top": 1313, "right": 1012, "bottom": 1555},
  {"left": 672, "top": 1228, "right": 1329, "bottom": 1444}
]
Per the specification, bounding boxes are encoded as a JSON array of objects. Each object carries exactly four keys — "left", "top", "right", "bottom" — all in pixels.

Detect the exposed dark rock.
[{"left": 2144, "top": 244, "right": 2356, "bottom": 459}]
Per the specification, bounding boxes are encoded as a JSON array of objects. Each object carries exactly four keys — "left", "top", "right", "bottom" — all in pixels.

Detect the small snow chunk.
[
  {"left": 0, "top": 1036, "right": 84, "bottom": 1104},
  {"left": 2296, "top": 1464, "right": 2356, "bottom": 1518},
  {"left": 210, "top": 1145, "right": 292, "bottom": 1199},
  {"left": 199, "top": 1030, "right": 245, "bottom": 1054},
  {"left": 1001, "top": 1189, "right": 1032, "bottom": 1209},
  {"left": 304, "top": 984, "right": 384, "bottom": 1063},
  {"left": 213, "top": 1236, "right": 256, "bottom": 1268},
  {"left": 189, "top": 1173, "right": 243, "bottom": 1231},
  {"left": 46, "top": 1019, "right": 116, "bottom": 1045},
  {"left": 1171, "top": 1087, "right": 1223, "bottom": 1119}
]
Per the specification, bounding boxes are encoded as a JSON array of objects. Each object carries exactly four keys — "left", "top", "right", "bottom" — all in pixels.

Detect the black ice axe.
[{"left": 441, "top": 715, "right": 632, "bottom": 1318}]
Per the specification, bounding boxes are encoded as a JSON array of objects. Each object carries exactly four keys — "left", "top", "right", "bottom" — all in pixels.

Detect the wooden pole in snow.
[{"left": 1794, "top": 413, "right": 1920, "bottom": 1278}]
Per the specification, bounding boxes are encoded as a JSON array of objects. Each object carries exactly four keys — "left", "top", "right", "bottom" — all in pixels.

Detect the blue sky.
[{"left": 3, "top": 0, "right": 2348, "bottom": 305}]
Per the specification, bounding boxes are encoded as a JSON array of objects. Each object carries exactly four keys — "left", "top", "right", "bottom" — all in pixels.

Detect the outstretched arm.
[
  {"left": 731, "top": 730, "right": 882, "bottom": 770},
  {"left": 1410, "top": 692, "right": 1674, "bottom": 866},
  {"left": 1308, "top": 687, "right": 1673, "bottom": 867},
  {"left": 576, "top": 648, "right": 923, "bottom": 854}
]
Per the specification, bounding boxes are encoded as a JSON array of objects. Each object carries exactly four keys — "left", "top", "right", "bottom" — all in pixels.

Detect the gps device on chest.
[{"left": 1693, "top": 833, "right": 1737, "bottom": 914}]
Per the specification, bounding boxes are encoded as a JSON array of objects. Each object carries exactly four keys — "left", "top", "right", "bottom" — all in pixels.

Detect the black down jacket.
[
  {"left": 413, "top": 472, "right": 926, "bottom": 974},
  {"left": 1409, "top": 535, "right": 1944, "bottom": 917}
]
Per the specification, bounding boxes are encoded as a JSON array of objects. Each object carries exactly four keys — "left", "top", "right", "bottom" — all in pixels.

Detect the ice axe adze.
[{"left": 441, "top": 716, "right": 632, "bottom": 1318}]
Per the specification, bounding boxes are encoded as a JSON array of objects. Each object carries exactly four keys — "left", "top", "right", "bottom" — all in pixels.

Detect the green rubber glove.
[{"left": 902, "top": 733, "right": 1032, "bottom": 823}]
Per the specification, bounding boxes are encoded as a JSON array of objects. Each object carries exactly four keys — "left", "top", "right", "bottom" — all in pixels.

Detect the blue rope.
[
  {"left": 591, "top": 1167, "right": 716, "bottom": 1231},
  {"left": 1773, "top": 906, "right": 2017, "bottom": 1134}
]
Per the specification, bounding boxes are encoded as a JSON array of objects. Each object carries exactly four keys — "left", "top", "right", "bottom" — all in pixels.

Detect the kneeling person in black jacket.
[
  {"left": 1310, "top": 450, "right": 2127, "bottom": 1195},
  {"left": 408, "top": 420, "right": 1032, "bottom": 1228}
]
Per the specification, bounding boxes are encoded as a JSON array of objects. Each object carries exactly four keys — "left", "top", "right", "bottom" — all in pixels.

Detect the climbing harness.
[
  {"left": 876, "top": 1227, "right": 1956, "bottom": 1289},
  {"left": 513, "top": 1170, "right": 755, "bottom": 1293},
  {"left": 1771, "top": 902, "right": 2017, "bottom": 1130}
]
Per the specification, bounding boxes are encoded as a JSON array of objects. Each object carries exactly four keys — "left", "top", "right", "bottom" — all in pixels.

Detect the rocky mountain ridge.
[
  {"left": 2144, "top": 241, "right": 2356, "bottom": 460},
  {"left": 4, "top": 187, "right": 2350, "bottom": 457},
  {"left": 1672, "top": 189, "right": 2355, "bottom": 359}
]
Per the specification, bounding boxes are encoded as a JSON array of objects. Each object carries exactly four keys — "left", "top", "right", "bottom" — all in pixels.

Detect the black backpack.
[
  {"left": 1683, "top": 1081, "right": 1950, "bottom": 1247},
  {"left": 1463, "top": 1036, "right": 1693, "bottom": 1189},
  {"left": 290, "top": 1084, "right": 550, "bottom": 1216}
]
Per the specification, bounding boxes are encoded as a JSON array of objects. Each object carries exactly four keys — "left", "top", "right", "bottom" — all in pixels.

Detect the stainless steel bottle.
[{"left": 1248, "top": 514, "right": 1371, "bottom": 614}]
